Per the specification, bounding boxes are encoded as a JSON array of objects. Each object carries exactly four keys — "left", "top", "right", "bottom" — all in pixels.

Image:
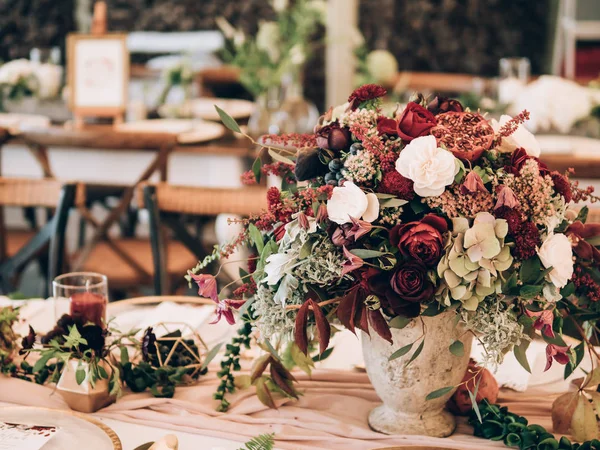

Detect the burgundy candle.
[{"left": 70, "top": 292, "right": 107, "bottom": 327}]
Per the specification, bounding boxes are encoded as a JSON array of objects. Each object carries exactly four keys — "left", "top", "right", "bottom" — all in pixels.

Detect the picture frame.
[{"left": 67, "top": 33, "right": 129, "bottom": 126}]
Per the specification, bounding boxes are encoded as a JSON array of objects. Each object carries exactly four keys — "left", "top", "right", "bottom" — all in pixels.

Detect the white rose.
[
  {"left": 491, "top": 115, "right": 541, "bottom": 157},
  {"left": 34, "top": 63, "right": 62, "bottom": 99},
  {"left": 327, "top": 181, "right": 379, "bottom": 225},
  {"left": 537, "top": 233, "right": 574, "bottom": 289},
  {"left": 395, "top": 135, "right": 458, "bottom": 197}
]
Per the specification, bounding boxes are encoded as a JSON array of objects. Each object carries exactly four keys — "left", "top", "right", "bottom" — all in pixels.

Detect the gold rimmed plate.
[{"left": 0, "top": 406, "right": 121, "bottom": 449}]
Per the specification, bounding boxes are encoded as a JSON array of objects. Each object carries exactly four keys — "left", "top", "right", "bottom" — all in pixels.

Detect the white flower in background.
[
  {"left": 264, "top": 252, "right": 296, "bottom": 285},
  {"left": 508, "top": 75, "right": 594, "bottom": 134},
  {"left": 366, "top": 50, "right": 398, "bottom": 84},
  {"left": 289, "top": 44, "right": 306, "bottom": 66},
  {"left": 306, "top": 0, "right": 327, "bottom": 20},
  {"left": 490, "top": 115, "right": 541, "bottom": 157},
  {"left": 33, "top": 63, "right": 62, "bottom": 99},
  {"left": 256, "top": 21, "right": 281, "bottom": 62},
  {"left": 395, "top": 135, "right": 459, "bottom": 197},
  {"left": 272, "top": 0, "right": 288, "bottom": 12},
  {"left": 0, "top": 59, "right": 34, "bottom": 85},
  {"left": 327, "top": 181, "right": 379, "bottom": 225},
  {"left": 537, "top": 233, "right": 574, "bottom": 289}
]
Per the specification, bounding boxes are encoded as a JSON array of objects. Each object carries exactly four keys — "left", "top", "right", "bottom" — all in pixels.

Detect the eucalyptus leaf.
[
  {"left": 215, "top": 105, "right": 241, "bottom": 133},
  {"left": 425, "top": 386, "right": 454, "bottom": 400},
  {"left": 252, "top": 157, "right": 262, "bottom": 184},
  {"left": 248, "top": 223, "right": 264, "bottom": 254},
  {"left": 514, "top": 340, "right": 531, "bottom": 373},
  {"left": 406, "top": 339, "right": 425, "bottom": 366},
  {"left": 268, "top": 148, "right": 295, "bottom": 165},
  {"left": 449, "top": 340, "right": 465, "bottom": 357},
  {"left": 388, "top": 316, "right": 412, "bottom": 329},
  {"left": 312, "top": 347, "right": 334, "bottom": 362},
  {"left": 389, "top": 343, "right": 413, "bottom": 361},
  {"left": 75, "top": 365, "right": 86, "bottom": 385},
  {"left": 349, "top": 249, "right": 386, "bottom": 259},
  {"left": 202, "top": 342, "right": 224, "bottom": 370}
]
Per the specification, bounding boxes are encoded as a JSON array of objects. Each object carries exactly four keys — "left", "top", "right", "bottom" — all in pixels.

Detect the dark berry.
[
  {"left": 328, "top": 158, "right": 342, "bottom": 171},
  {"left": 349, "top": 143, "right": 363, "bottom": 154},
  {"left": 324, "top": 172, "right": 336, "bottom": 183},
  {"left": 326, "top": 179, "right": 338, "bottom": 186}
]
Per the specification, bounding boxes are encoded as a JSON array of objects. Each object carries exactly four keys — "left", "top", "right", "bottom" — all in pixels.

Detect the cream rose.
[
  {"left": 491, "top": 115, "right": 541, "bottom": 157},
  {"left": 395, "top": 135, "right": 458, "bottom": 197},
  {"left": 537, "top": 233, "right": 574, "bottom": 289},
  {"left": 327, "top": 181, "right": 379, "bottom": 225}
]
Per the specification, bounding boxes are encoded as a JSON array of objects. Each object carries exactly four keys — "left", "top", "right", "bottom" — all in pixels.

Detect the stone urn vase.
[{"left": 362, "top": 311, "right": 472, "bottom": 437}]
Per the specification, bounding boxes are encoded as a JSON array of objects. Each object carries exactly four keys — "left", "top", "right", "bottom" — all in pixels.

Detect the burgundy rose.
[
  {"left": 390, "top": 214, "right": 447, "bottom": 266},
  {"left": 376, "top": 116, "right": 398, "bottom": 136},
  {"left": 396, "top": 102, "right": 437, "bottom": 142},
  {"left": 390, "top": 260, "right": 434, "bottom": 303},
  {"left": 366, "top": 269, "right": 421, "bottom": 318},
  {"left": 427, "top": 96, "right": 464, "bottom": 115},
  {"left": 315, "top": 121, "right": 351, "bottom": 150},
  {"left": 504, "top": 147, "right": 549, "bottom": 176}
]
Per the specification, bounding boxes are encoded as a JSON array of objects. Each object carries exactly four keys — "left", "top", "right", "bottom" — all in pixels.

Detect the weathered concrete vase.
[{"left": 362, "top": 311, "right": 472, "bottom": 437}]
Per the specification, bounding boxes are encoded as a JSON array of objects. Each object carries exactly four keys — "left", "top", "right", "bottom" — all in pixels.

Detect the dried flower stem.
[{"left": 285, "top": 298, "right": 341, "bottom": 310}]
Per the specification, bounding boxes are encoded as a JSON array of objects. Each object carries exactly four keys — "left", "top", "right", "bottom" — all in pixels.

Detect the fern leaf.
[{"left": 238, "top": 433, "right": 275, "bottom": 450}]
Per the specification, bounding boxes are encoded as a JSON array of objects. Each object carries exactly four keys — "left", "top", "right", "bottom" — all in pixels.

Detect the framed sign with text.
[{"left": 67, "top": 33, "right": 129, "bottom": 126}]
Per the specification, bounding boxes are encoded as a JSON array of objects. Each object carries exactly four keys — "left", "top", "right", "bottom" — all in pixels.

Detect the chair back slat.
[
  {"left": 140, "top": 183, "right": 267, "bottom": 217},
  {"left": 0, "top": 178, "right": 65, "bottom": 208},
  {"left": 0, "top": 177, "right": 76, "bottom": 295}
]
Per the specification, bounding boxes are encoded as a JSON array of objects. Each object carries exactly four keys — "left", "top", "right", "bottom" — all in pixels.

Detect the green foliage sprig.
[
  {"left": 214, "top": 319, "right": 253, "bottom": 412},
  {"left": 238, "top": 433, "right": 275, "bottom": 450},
  {"left": 470, "top": 401, "right": 600, "bottom": 450}
]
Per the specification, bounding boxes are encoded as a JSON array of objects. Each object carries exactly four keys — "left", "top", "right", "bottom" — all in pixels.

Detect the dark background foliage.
[{"left": 0, "top": 0, "right": 553, "bottom": 108}]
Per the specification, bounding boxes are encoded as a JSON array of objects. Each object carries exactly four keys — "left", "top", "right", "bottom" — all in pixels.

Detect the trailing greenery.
[
  {"left": 470, "top": 401, "right": 600, "bottom": 450},
  {"left": 214, "top": 318, "right": 253, "bottom": 412}
]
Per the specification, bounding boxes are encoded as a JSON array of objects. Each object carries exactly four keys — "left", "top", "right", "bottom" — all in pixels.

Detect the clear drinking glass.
[
  {"left": 498, "top": 57, "right": 531, "bottom": 104},
  {"left": 53, "top": 272, "right": 108, "bottom": 327}
]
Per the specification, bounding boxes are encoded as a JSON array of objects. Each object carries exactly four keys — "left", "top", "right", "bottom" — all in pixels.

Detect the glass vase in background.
[
  {"left": 497, "top": 57, "right": 530, "bottom": 105},
  {"left": 53, "top": 272, "right": 108, "bottom": 327},
  {"left": 279, "top": 71, "right": 319, "bottom": 134},
  {"left": 247, "top": 85, "right": 288, "bottom": 137}
]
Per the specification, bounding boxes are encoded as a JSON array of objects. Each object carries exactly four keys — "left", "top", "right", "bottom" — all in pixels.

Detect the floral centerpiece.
[
  {"left": 190, "top": 84, "right": 600, "bottom": 437},
  {"left": 216, "top": 0, "right": 326, "bottom": 99},
  {"left": 0, "top": 58, "right": 62, "bottom": 111}
]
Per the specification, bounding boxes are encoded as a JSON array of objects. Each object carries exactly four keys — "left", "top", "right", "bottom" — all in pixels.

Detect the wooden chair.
[
  {"left": 0, "top": 178, "right": 76, "bottom": 295},
  {"left": 141, "top": 183, "right": 268, "bottom": 295}
]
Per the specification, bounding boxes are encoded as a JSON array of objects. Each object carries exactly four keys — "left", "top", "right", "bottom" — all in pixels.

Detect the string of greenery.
[{"left": 470, "top": 401, "right": 600, "bottom": 450}]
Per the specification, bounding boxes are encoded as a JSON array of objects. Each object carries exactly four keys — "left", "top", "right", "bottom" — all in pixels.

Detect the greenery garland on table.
[{"left": 470, "top": 401, "right": 600, "bottom": 450}]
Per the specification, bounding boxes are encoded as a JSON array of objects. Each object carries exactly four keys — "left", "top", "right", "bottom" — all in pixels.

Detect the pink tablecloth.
[{"left": 0, "top": 367, "right": 566, "bottom": 450}]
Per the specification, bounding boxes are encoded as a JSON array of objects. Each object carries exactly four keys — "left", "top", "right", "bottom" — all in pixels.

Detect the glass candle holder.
[
  {"left": 498, "top": 57, "right": 531, "bottom": 105},
  {"left": 53, "top": 272, "right": 108, "bottom": 327}
]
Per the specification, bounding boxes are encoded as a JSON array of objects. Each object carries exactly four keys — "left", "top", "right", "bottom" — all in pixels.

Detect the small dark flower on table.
[
  {"left": 19, "top": 325, "right": 36, "bottom": 354},
  {"left": 142, "top": 327, "right": 157, "bottom": 361}
]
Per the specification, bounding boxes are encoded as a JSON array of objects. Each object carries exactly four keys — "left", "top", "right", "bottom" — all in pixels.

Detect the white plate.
[
  {"left": 0, "top": 406, "right": 120, "bottom": 449},
  {"left": 116, "top": 119, "right": 225, "bottom": 144},
  {"left": 188, "top": 98, "right": 255, "bottom": 121},
  {"left": 537, "top": 134, "right": 600, "bottom": 157},
  {"left": 0, "top": 113, "right": 50, "bottom": 133}
]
